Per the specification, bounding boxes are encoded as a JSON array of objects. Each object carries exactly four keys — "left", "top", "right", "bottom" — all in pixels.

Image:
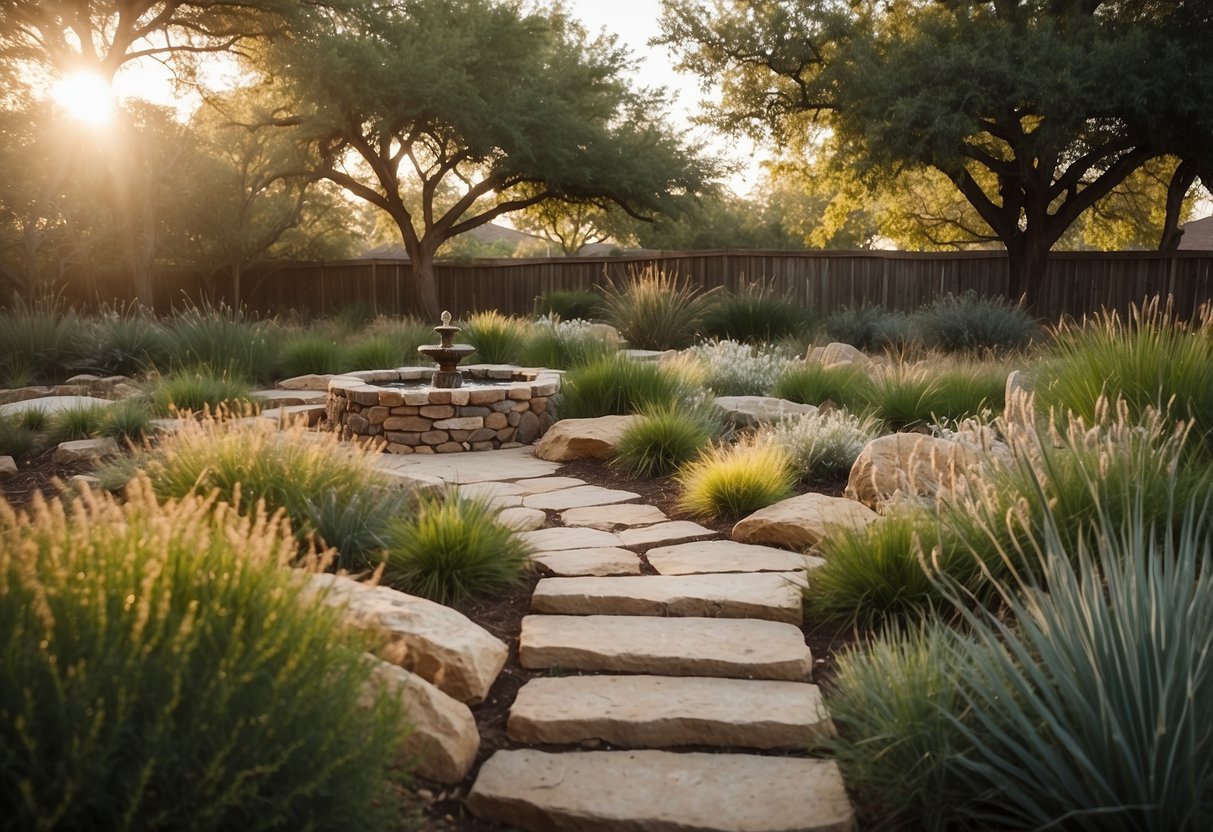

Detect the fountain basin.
[{"left": 326, "top": 364, "right": 560, "bottom": 454}]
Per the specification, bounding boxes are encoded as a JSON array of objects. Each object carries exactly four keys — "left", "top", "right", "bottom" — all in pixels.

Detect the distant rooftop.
[{"left": 1179, "top": 214, "right": 1213, "bottom": 250}]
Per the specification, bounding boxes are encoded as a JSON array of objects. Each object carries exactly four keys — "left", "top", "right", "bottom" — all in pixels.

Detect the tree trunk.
[
  {"left": 231, "top": 258, "right": 243, "bottom": 306},
  {"left": 1159, "top": 160, "right": 1197, "bottom": 251},
  {"left": 1005, "top": 231, "right": 1050, "bottom": 312},
  {"left": 410, "top": 250, "right": 442, "bottom": 321}
]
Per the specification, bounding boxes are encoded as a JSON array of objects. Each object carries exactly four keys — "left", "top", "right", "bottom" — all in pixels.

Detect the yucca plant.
[
  {"left": 600, "top": 267, "right": 717, "bottom": 350},
  {"left": 611, "top": 402, "right": 722, "bottom": 479},
  {"left": 675, "top": 437, "right": 796, "bottom": 521},
  {"left": 380, "top": 494, "right": 532, "bottom": 604},
  {"left": 0, "top": 481, "right": 408, "bottom": 831},
  {"left": 460, "top": 310, "right": 531, "bottom": 364}
]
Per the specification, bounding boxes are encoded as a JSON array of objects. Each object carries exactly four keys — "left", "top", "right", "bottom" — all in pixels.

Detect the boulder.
[
  {"left": 582, "top": 322, "right": 624, "bottom": 346},
  {"left": 713, "top": 396, "right": 818, "bottom": 429},
  {"left": 732, "top": 493, "right": 878, "bottom": 550},
  {"left": 51, "top": 437, "right": 121, "bottom": 466},
  {"left": 309, "top": 574, "right": 507, "bottom": 704},
  {"left": 805, "top": 341, "right": 870, "bottom": 367},
  {"left": 533, "top": 414, "right": 641, "bottom": 462},
  {"left": 845, "top": 432, "right": 1000, "bottom": 510},
  {"left": 0, "top": 456, "right": 16, "bottom": 478},
  {"left": 366, "top": 660, "right": 479, "bottom": 784},
  {"left": 0, "top": 386, "right": 53, "bottom": 405}
]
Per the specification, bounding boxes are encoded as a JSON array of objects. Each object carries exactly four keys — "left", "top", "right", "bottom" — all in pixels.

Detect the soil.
[{"left": 2, "top": 448, "right": 861, "bottom": 831}]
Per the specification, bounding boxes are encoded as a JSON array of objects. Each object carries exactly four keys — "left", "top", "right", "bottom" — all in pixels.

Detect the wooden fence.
[{"left": 235, "top": 249, "right": 1213, "bottom": 323}]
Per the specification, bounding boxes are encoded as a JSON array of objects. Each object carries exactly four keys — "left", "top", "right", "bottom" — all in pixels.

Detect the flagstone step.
[
  {"left": 530, "top": 547, "right": 643, "bottom": 577},
  {"left": 467, "top": 749, "right": 854, "bottom": 832},
  {"left": 508, "top": 674, "right": 832, "bottom": 750},
  {"left": 521, "top": 526, "right": 625, "bottom": 552},
  {"left": 560, "top": 503, "right": 669, "bottom": 529},
  {"left": 519, "top": 615, "right": 813, "bottom": 681},
  {"left": 647, "top": 540, "right": 826, "bottom": 576},
  {"left": 522, "top": 485, "right": 641, "bottom": 511},
  {"left": 530, "top": 573, "right": 806, "bottom": 625},
  {"left": 617, "top": 520, "right": 717, "bottom": 548}
]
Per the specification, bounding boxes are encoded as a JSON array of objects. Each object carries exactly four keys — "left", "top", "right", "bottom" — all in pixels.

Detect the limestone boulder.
[
  {"left": 845, "top": 432, "right": 1002, "bottom": 510},
  {"left": 533, "top": 414, "right": 641, "bottom": 461},
  {"left": 0, "top": 386, "right": 53, "bottom": 405},
  {"left": 713, "top": 396, "right": 817, "bottom": 429},
  {"left": 309, "top": 574, "right": 507, "bottom": 704},
  {"left": 732, "top": 493, "right": 879, "bottom": 550},
  {"left": 52, "top": 437, "right": 121, "bottom": 466},
  {"left": 0, "top": 455, "right": 16, "bottom": 478},
  {"left": 805, "top": 341, "right": 870, "bottom": 367},
  {"left": 366, "top": 660, "right": 479, "bottom": 784}
]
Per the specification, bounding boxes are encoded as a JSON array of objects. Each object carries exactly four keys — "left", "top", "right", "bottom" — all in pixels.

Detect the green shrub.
[
  {"left": 343, "top": 318, "right": 434, "bottom": 371},
  {"left": 277, "top": 331, "right": 349, "bottom": 377},
  {"left": 0, "top": 297, "right": 88, "bottom": 384},
  {"left": 601, "top": 267, "right": 716, "bottom": 350},
  {"left": 46, "top": 404, "right": 108, "bottom": 444},
  {"left": 381, "top": 494, "right": 531, "bottom": 604},
  {"left": 101, "top": 397, "right": 154, "bottom": 443},
  {"left": 675, "top": 438, "right": 795, "bottom": 521},
  {"left": 519, "top": 317, "right": 617, "bottom": 370},
  {"left": 85, "top": 306, "right": 171, "bottom": 375},
  {"left": 829, "top": 464, "right": 1213, "bottom": 831},
  {"left": 17, "top": 407, "right": 48, "bottom": 432},
  {"left": 1036, "top": 301, "right": 1213, "bottom": 455},
  {"left": 754, "top": 409, "right": 881, "bottom": 481},
  {"left": 773, "top": 362, "right": 870, "bottom": 410},
  {"left": 911, "top": 291, "right": 1038, "bottom": 353},
  {"left": 150, "top": 369, "right": 254, "bottom": 416},
  {"left": 558, "top": 353, "right": 695, "bottom": 418},
  {"left": 863, "top": 362, "right": 1006, "bottom": 430},
  {"left": 327, "top": 300, "right": 379, "bottom": 333},
  {"left": 0, "top": 416, "right": 37, "bottom": 458},
  {"left": 163, "top": 301, "right": 279, "bottom": 382},
  {"left": 0, "top": 482, "right": 408, "bottom": 831},
  {"left": 678, "top": 339, "right": 791, "bottom": 397},
  {"left": 822, "top": 305, "right": 912, "bottom": 351},
  {"left": 611, "top": 402, "right": 721, "bottom": 479},
  {"left": 535, "top": 288, "right": 606, "bottom": 321},
  {"left": 461, "top": 310, "right": 531, "bottom": 364},
  {"left": 99, "top": 420, "right": 407, "bottom": 570},
  {"left": 701, "top": 284, "right": 811, "bottom": 343}
]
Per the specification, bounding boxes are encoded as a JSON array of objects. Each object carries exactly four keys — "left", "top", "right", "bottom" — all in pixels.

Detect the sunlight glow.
[{"left": 51, "top": 71, "right": 116, "bottom": 125}]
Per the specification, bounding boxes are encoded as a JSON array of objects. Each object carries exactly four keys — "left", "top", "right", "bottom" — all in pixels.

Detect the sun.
[{"left": 51, "top": 71, "right": 116, "bottom": 125}]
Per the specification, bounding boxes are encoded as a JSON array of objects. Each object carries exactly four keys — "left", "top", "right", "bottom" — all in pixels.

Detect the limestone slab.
[
  {"left": 732, "top": 493, "right": 879, "bottom": 550},
  {"left": 309, "top": 574, "right": 507, "bottom": 703},
  {"left": 533, "top": 414, "right": 641, "bottom": 461},
  {"left": 508, "top": 675, "right": 832, "bottom": 750},
  {"left": 519, "top": 615, "right": 813, "bottom": 681},
  {"left": 530, "top": 547, "right": 642, "bottom": 577},
  {"left": 0, "top": 395, "right": 114, "bottom": 417},
  {"left": 522, "top": 485, "right": 640, "bottom": 511},
  {"left": 467, "top": 749, "right": 854, "bottom": 832},
  {"left": 367, "top": 661, "right": 479, "bottom": 784},
  {"left": 530, "top": 573, "right": 805, "bottom": 624},
  {"left": 617, "top": 520, "right": 716, "bottom": 548},
  {"left": 647, "top": 540, "right": 826, "bottom": 576},
  {"left": 0, "top": 455, "right": 17, "bottom": 478},
  {"left": 52, "top": 437, "right": 121, "bottom": 465},
  {"left": 560, "top": 503, "right": 668, "bottom": 530},
  {"left": 713, "top": 395, "right": 819, "bottom": 429},
  {"left": 520, "top": 526, "right": 623, "bottom": 552},
  {"left": 371, "top": 445, "right": 561, "bottom": 484},
  {"left": 456, "top": 481, "right": 526, "bottom": 501},
  {"left": 513, "top": 476, "right": 587, "bottom": 495},
  {"left": 495, "top": 506, "right": 547, "bottom": 532},
  {"left": 250, "top": 388, "right": 327, "bottom": 407}
]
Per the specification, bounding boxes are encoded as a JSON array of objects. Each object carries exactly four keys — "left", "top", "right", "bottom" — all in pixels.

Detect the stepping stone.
[
  {"left": 733, "top": 492, "right": 879, "bottom": 550},
  {"left": 513, "top": 476, "right": 587, "bottom": 495},
  {"left": 531, "top": 547, "right": 642, "bottom": 577},
  {"left": 530, "top": 573, "right": 805, "bottom": 624},
  {"left": 618, "top": 520, "right": 716, "bottom": 548},
  {"left": 508, "top": 675, "right": 832, "bottom": 750},
  {"left": 496, "top": 506, "right": 546, "bottom": 532},
  {"left": 372, "top": 446, "right": 561, "bottom": 484},
  {"left": 467, "top": 749, "right": 853, "bottom": 832},
  {"left": 560, "top": 503, "right": 668, "bottom": 530},
  {"left": 456, "top": 481, "right": 526, "bottom": 501},
  {"left": 523, "top": 485, "right": 640, "bottom": 511},
  {"left": 520, "top": 615, "right": 813, "bottom": 681},
  {"left": 648, "top": 540, "right": 826, "bottom": 576},
  {"left": 521, "top": 527, "right": 623, "bottom": 552}
]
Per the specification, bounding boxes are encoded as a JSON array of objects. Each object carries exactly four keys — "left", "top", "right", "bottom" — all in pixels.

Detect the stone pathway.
[{"left": 370, "top": 447, "right": 855, "bottom": 832}]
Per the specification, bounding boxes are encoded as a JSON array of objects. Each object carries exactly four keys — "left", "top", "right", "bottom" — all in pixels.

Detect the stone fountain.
[{"left": 418, "top": 311, "right": 476, "bottom": 388}]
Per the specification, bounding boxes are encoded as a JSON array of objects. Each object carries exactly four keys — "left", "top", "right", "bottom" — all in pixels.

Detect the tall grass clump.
[
  {"left": 163, "top": 301, "right": 278, "bottom": 382},
  {"left": 0, "top": 416, "right": 37, "bottom": 458},
  {"left": 700, "top": 283, "right": 811, "bottom": 343},
  {"left": 150, "top": 368, "right": 254, "bottom": 416},
  {"left": 558, "top": 353, "right": 695, "bottom": 418},
  {"left": 773, "top": 361, "right": 870, "bottom": 410},
  {"left": 611, "top": 402, "right": 722, "bottom": 479},
  {"left": 276, "top": 330, "right": 349, "bottom": 377},
  {"left": 0, "top": 481, "right": 408, "bottom": 831},
  {"left": 519, "top": 316, "right": 617, "bottom": 370},
  {"left": 828, "top": 466, "right": 1213, "bottom": 831},
  {"left": 822, "top": 305, "right": 912, "bottom": 351},
  {"left": 46, "top": 404, "right": 108, "bottom": 444},
  {"left": 535, "top": 288, "right": 606, "bottom": 321},
  {"left": 381, "top": 494, "right": 531, "bottom": 604},
  {"left": 911, "top": 291, "right": 1038, "bottom": 353},
  {"left": 84, "top": 305, "right": 171, "bottom": 375},
  {"left": 678, "top": 339, "right": 791, "bottom": 397},
  {"left": 676, "top": 437, "right": 795, "bottom": 521},
  {"left": 755, "top": 409, "right": 881, "bottom": 481},
  {"left": 100, "top": 397, "right": 154, "bottom": 443},
  {"left": 0, "top": 297, "right": 88, "bottom": 383},
  {"left": 863, "top": 361, "right": 1006, "bottom": 430},
  {"left": 1036, "top": 300, "right": 1213, "bottom": 454},
  {"left": 461, "top": 310, "right": 531, "bottom": 364},
  {"left": 343, "top": 317, "right": 434, "bottom": 371},
  {"left": 601, "top": 267, "right": 716, "bottom": 349},
  {"left": 98, "top": 420, "right": 407, "bottom": 570}
]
